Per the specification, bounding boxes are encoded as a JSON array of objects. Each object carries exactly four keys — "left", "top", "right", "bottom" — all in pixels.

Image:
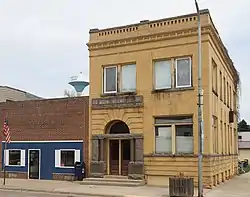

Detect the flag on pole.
[{"left": 3, "top": 119, "right": 11, "bottom": 143}]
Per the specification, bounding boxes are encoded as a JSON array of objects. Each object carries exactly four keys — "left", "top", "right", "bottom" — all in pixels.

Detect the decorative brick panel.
[
  {"left": 0, "top": 171, "right": 27, "bottom": 179},
  {"left": 52, "top": 173, "right": 74, "bottom": 181}
]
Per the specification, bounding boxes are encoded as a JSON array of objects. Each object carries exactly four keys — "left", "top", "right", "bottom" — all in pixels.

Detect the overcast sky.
[{"left": 0, "top": 0, "right": 249, "bottom": 121}]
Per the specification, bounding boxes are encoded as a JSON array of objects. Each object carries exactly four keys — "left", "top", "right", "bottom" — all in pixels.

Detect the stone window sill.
[
  {"left": 101, "top": 91, "right": 137, "bottom": 97},
  {"left": 152, "top": 87, "right": 194, "bottom": 94}
]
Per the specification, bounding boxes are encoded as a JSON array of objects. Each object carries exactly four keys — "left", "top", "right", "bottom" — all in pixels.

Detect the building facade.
[
  {"left": 238, "top": 129, "right": 250, "bottom": 161},
  {"left": 87, "top": 9, "right": 239, "bottom": 188},
  {"left": 0, "top": 97, "right": 89, "bottom": 180},
  {"left": 0, "top": 86, "right": 42, "bottom": 102}
]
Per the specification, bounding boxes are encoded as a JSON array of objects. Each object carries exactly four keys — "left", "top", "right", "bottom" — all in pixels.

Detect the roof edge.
[{"left": 89, "top": 9, "right": 210, "bottom": 33}]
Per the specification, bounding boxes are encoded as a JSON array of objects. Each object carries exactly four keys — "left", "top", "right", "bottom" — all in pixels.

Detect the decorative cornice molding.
[{"left": 87, "top": 26, "right": 211, "bottom": 51}]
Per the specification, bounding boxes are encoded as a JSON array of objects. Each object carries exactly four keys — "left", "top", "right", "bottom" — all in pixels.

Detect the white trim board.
[{"left": 2, "top": 140, "right": 84, "bottom": 143}]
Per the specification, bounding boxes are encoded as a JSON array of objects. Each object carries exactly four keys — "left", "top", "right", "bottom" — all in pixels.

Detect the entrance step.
[{"left": 78, "top": 177, "right": 145, "bottom": 187}]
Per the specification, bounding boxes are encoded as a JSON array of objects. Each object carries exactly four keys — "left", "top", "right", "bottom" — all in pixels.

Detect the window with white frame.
[
  {"left": 4, "top": 149, "right": 25, "bottom": 166},
  {"left": 155, "top": 126, "right": 172, "bottom": 153},
  {"left": 55, "top": 149, "right": 80, "bottom": 168},
  {"left": 175, "top": 58, "right": 192, "bottom": 88},
  {"left": 155, "top": 116, "right": 193, "bottom": 154},
  {"left": 154, "top": 60, "right": 172, "bottom": 90},
  {"left": 103, "top": 64, "right": 136, "bottom": 94},
  {"left": 104, "top": 66, "right": 117, "bottom": 93}
]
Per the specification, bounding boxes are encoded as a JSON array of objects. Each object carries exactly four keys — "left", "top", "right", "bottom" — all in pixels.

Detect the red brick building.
[{"left": 0, "top": 97, "right": 89, "bottom": 180}]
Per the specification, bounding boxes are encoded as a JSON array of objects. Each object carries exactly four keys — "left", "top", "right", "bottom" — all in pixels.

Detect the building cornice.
[{"left": 87, "top": 26, "right": 211, "bottom": 50}]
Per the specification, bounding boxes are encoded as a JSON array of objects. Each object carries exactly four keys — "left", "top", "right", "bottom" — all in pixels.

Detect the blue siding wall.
[{"left": 2, "top": 141, "right": 83, "bottom": 180}]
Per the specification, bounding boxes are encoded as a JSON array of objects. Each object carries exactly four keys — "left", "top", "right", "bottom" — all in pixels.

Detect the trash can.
[{"left": 74, "top": 161, "right": 84, "bottom": 181}]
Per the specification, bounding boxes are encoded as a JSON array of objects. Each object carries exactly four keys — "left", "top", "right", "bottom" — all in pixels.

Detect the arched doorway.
[{"left": 106, "top": 120, "right": 131, "bottom": 176}]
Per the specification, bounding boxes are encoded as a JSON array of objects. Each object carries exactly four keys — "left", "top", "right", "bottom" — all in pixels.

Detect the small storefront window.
[
  {"left": 9, "top": 150, "right": 21, "bottom": 166},
  {"left": 60, "top": 150, "right": 75, "bottom": 167}
]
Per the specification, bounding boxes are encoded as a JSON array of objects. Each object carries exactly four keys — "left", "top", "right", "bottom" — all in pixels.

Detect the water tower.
[{"left": 68, "top": 72, "right": 89, "bottom": 96}]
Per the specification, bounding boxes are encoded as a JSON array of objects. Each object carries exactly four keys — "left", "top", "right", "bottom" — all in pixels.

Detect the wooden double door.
[{"left": 109, "top": 139, "right": 130, "bottom": 176}]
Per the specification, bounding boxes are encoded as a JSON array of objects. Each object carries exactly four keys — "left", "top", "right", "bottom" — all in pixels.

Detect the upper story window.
[
  {"left": 103, "top": 64, "right": 136, "bottom": 94},
  {"left": 219, "top": 71, "right": 222, "bottom": 100},
  {"left": 154, "top": 60, "right": 172, "bottom": 89},
  {"left": 153, "top": 57, "right": 192, "bottom": 90},
  {"left": 175, "top": 58, "right": 192, "bottom": 88},
  {"left": 212, "top": 60, "right": 218, "bottom": 94}
]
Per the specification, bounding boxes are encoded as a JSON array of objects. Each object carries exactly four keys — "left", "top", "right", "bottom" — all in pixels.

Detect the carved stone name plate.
[{"left": 91, "top": 95, "right": 143, "bottom": 109}]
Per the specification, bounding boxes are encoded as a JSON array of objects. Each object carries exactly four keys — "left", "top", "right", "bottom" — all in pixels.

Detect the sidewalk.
[
  {"left": 205, "top": 173, "right": 250, "bottom": 197},
  {"left": 0, "top": 178, "right": 213, "bottom": 197},
  {"left": 0, "top": 178, "right": 170, "bottom": 197}
]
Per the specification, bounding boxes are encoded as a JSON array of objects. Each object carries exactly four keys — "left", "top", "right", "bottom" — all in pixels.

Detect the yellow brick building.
[{"left": 87, "top": 9, "right": 240, "bottom": 188}]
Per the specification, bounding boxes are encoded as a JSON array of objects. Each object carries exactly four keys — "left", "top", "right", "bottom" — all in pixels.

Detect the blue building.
[
  {"left": 0, "top": 97, "right": 89, "bottom": 181},
  {"left": 2, "top": 141, "right": 83, "bottom": 180}
]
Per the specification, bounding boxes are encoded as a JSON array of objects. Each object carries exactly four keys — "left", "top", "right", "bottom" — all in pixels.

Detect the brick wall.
[{"left": 0, "top": 97, "right": 89, "bottom": 171}]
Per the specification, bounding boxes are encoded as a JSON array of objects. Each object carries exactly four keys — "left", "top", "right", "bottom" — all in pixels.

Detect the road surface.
[{"left": 0, "top": 190, "right": 93, "bottom": 197}]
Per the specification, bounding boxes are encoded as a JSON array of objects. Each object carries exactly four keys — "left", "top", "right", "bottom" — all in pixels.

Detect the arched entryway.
[{"left": 106, "top": 120, "right": 131, "bottom": 176}]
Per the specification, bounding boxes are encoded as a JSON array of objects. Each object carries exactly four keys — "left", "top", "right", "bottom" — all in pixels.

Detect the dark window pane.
[
  {"left": 105, "top": 67, "right": 117, "bottom": 92},
  {"left": 9, "top": 150, "right": 21, "bottom": 166},
  {"left": 61, "top": 151, "right": 75, "bottom": 167},
  {"left": 176, "top": 125, "right": 193, "bottom": 136}
]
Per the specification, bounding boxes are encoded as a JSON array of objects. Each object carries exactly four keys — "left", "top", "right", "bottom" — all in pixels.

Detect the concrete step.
[
  {"left": 77, "top": 177, "right": 145, "bottom": 187},
  {"left": 85, "top": 177, "right": 143, "bottom": 183},
  {"left": 104, "top": 175, "right": 129, "bottom": 180}
]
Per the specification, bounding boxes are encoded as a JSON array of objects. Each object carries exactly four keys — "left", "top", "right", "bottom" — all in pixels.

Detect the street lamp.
[{"left": 195, "top": 0, "right": 204, "bottom": 197}]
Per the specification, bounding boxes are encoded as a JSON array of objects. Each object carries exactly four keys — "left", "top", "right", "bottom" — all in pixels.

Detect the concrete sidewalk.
[
  {"left": 0, "top": 178, "right": 170, "bottom": 197},
  {"left": 0, "top": 178, "right": 215, "bottom": 197},
  {"left": 206, "top": 173, "right": 250, "bottom": 197}
]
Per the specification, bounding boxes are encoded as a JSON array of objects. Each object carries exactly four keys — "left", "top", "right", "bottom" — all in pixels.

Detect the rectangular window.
[
  {"left": 55, "top": 149, "right": 80, "bottom": 168},
  {"left": 175, "top": 58, "right": 192, "bottom": 88},
  {"left": 227, "top": 82, "right": 229, "bottom": 106},
  {"left": 219, "top": 71, "right": 222, "bottom": 100},
  {"left": 155, "top": 116, "right": 193, "bottom": 154},
  {"left": 176, "top": 125, "right": 193, "bottom": 154},
  {"left": 4, "top": 149, "right": 25, "bottom": 166},
  {"left": 121, "top": 64, "right": 136, "bottom": 92},
  {"left": 212, "top": 60, "right": 218, "bottom": 93},
  {"left": 224, "top": 123, "right": 227, "bottom": 153},
  {"left": 223, "top": 77, "right": 227, "bottom": 104},
  {"left": 103, "top": 66, "right": 117, "bottom": 93},
  {"left": 9, "top": 150, "right": 21, "bottom": 166},
  {"left": 212, "top": 116, "right": 218, "bottom": 153},
  {"left": 155, "top": 126, "right": 172, "bottom": 153},
  {"left": 221, "top": 120, "right": 223, "bottom": 154},
  {"left": 61, "top": 150, "right": 75, "bottom": 167},
  {"left": 233, "top": 91, "right": 237, "bottom": 111},
  {"left": 154, "top": 60, "right": 172, "bottom": 89},
  {"left": 229, "top": 86, "right": 231, "bottom": 109}
]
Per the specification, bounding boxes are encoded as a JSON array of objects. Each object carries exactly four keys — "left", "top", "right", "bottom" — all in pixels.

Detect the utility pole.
[{"left": 195, "top": 0, "right": 204, "bottom": 197}]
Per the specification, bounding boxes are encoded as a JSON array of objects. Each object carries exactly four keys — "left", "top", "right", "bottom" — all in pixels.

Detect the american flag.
[{"left": 3, "top": 119, "right": 11, "bottom": 143}]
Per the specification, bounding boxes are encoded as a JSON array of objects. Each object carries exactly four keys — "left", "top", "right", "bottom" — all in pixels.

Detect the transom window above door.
[
  {"left": 103, "top": 64, "right": 136, "bottom": 94},
  {"left": 153, "top": 57, "right": 192, "bottom": 90}
]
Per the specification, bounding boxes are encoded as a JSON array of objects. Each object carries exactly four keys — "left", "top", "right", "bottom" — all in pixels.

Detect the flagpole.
[{"left": 3, "top": 140, "right": 7, "bottom": 185}]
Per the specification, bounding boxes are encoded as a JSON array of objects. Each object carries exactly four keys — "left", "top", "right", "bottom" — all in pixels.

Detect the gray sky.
[{"left": 0, "top": 0, "right": 249, "bottom": 122}]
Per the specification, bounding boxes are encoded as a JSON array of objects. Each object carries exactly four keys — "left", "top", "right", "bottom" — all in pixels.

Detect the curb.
[{"left": 0, "top": 187, "right": 124, "bottom": 197}]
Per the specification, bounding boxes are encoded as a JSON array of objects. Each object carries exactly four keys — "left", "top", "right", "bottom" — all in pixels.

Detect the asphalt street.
[{"left": 0, "top": 190, "right": 93, "bottom": 197}]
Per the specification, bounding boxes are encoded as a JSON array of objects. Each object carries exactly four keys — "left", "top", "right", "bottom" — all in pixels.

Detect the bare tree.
[{"left": 64, "top": 89, "right": 76, "bottom": 97}]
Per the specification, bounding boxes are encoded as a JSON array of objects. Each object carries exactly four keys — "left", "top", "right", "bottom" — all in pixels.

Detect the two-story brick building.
[
  {"left": 0, "top": 97, "right": 89, "bottom": 180},
  {"left": 87, "top": 9, "right": 239, "bottom": 188}
]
